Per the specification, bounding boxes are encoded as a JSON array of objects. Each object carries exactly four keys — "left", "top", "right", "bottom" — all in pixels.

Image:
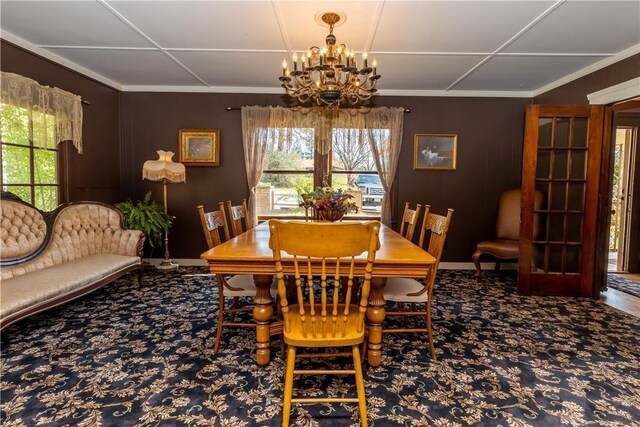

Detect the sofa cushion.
[{"left": 1, "top": 253, "right": 140, "bottom": 321}]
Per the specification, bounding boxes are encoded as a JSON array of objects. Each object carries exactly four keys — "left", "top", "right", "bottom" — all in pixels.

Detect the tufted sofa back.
[
  {"left": 1, "top": 200, "right": 142, "bottom": 280},
  {"left": 0, "top": 200, "right": 47, "bottom": 261}
]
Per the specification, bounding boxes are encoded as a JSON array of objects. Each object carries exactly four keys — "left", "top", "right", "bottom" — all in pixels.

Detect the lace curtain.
[
  {"left": 364, "top": 107, "right": 404, "bottom": 224},
  {"left": 0, "top": 72, "right": 84, "bottom": 153},
  {"left": 241, "top": 106, "right": 271, "bottom": 227},
  {"left": 241, "top": 106, "right": 404, "bottom": 226}
]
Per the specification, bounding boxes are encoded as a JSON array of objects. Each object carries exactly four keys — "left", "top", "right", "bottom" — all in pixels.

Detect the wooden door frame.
[{"left": 594, "top": 100, "right": 640, "bottom": 296}]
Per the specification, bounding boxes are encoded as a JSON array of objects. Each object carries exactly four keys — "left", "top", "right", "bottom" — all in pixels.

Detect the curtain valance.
[
  {"left": 0, "top": 72, "right": 84, "bottom": 153},
  {"left": 258, "top": 106, "right": 382, "bottom": 155}
]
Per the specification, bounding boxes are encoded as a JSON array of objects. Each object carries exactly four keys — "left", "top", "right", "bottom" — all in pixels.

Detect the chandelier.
[{"left": 279, "top": 12, "right": 380, "bottom": 108}]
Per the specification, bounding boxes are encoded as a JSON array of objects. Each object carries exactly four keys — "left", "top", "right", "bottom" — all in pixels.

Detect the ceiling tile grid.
[{"left": 0, "top": 0, "right": 638, "bottom": 96}]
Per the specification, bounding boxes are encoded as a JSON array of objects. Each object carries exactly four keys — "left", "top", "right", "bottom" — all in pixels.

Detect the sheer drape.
[
  {"left": 240, "top": 106, "right": 404, "bottom": 226},
  {"left": 0, "top": 72, "right": 84, "bottom": 153},
  {"left": 241, "top": 106, "right": 271, "bottom": 227},
  {"left": 364, "top": 107, "right": 405, "bottom": 225}
]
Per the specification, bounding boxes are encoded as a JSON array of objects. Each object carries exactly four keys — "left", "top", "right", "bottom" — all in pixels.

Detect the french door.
[{"left": 519, "top": 105, "right": 605, "bottom": 296}]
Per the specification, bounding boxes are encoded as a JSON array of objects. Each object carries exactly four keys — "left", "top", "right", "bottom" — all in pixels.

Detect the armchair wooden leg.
[
  {"left": 352, "top": 345, "right": 368, "bottom": 427},
  {"left": 472, "top": 250, "right": 482, "bottom": 276},
  {"left": 137, "top": 268, "right": 143, "bottom": 285},
  {"left": 282, "top": 345, "right": 296, "bottom": 427}
]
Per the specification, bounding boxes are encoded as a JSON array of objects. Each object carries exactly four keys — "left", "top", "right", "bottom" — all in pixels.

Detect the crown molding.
[
  {"left": 532, "top": 44, "right": 640, "bottom": 97},
  {"left": 121, "top": 85, "right": 282, "bottom": 94},
  {"left": 587, "top": 77, "right": 640, "bottom": 105},
  {"left": 121, "top": 85, "right": 532, "bottom": 98},
  {"left": 377, "top": 89, "right": 532, "bottom": 98}
]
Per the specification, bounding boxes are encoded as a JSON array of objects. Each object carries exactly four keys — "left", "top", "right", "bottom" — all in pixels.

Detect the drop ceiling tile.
[
  {"left": 0, "top": 1, "right": 152, "bottom": 48},
  {"left": 171, "top": 51, "right": 284, "bottom": 88},
  {"left": 373, "top": 1, "right": 555, "bottom": 53},
  {"left": 46, "top": 49, "right": 204, "bottom": 86},
  {"left": 109, "top": 1, "right": 282, "bottom": 50},
  {"left": 504, "top": 1, "right": 640, "bottom": 54},
  {"left": 277, "top": 1, "right": 381, "bottom": 52},
  {"left": 454, "top": 55, "right": 609, "bottom": 91},
  {"left": 373, "top": 54, "right": 487, "bottom": 91}
]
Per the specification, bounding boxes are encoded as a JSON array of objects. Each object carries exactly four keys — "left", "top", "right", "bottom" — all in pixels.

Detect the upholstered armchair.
[{"left": 472, "top": 188, "right": 543, "bottom": 276}]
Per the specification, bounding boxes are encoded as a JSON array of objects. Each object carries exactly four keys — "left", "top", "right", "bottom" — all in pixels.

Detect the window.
[
  {"left": 256, "top": 126, "right": 384, "bottom": 218},
  {"left": 243, "top": 106, "right": 402, "bottom": 225},
  {"left": 0, "top": 103, "right": 60, "bottom": 211},
  {"left": 331, "top": 128, "right": 386, "bottom": 215},
  {"left": 257, "top": 127, "right": 315, "bottom": 217}
]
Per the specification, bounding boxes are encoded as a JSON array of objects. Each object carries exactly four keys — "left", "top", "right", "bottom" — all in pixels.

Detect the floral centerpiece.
[{"left": 299, "top": 185, "right": 358, "bottom": 221}]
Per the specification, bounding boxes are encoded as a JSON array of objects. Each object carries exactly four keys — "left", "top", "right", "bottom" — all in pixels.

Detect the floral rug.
[
  {"left": 607, "top": 273, "right": 640, "bottom": 298},
  {"left": 1, "top": 268, "right": 639, "bottom": 426}
]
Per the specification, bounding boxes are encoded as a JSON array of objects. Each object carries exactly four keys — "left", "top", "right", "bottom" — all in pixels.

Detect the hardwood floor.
[{"left": 600, "top": 278, "right": 640, "bottom": 318}]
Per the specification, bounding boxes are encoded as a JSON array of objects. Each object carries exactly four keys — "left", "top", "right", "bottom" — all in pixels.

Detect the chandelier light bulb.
[{"left": 278, "top": 12, "right": 380, "bottom": 107}]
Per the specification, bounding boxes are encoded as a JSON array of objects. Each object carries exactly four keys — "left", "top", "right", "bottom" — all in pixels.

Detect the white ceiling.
[{"left": 1, "top": 0, "right": 639, "bottom": 98}]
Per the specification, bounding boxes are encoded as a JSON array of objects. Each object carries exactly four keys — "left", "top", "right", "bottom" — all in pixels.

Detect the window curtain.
[
  {"left": 364, "top": 107, "right": 405, "bottom": 225},
  {"left": 0, "top": 72, "right": 84, "bottom": 153},
  {"left": 240, "top": 105, "right": 404, "bottom": 226},
  {"left": 241, "top": 106, "right": 271, "bottom": 228}
]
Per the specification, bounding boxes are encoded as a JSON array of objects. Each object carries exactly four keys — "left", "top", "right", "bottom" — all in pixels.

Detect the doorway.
[{"left": 608, "top": 126, "right": 638, "bottom": 272}]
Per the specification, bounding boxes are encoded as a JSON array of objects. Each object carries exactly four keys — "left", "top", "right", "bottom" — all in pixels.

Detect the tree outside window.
[
  {"left": 1, "top": 103, "right": 60, "bottom": 211},
  {"left": 256, "top": 126, "right": 384, "bottom": 218}
]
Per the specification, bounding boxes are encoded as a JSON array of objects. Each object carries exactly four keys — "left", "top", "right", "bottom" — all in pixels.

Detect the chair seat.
[
  {"left": 384, "top": 277, "right": 429, "bottom": 303},
  {"left": 225, "top": 275, "right": 278, "bottom": 298},
  {"left": 474, "top": 239, "right": 519, "bottom": 259},
  {"left": 283, "top": 304, "right": 365, "bottom": 347}
]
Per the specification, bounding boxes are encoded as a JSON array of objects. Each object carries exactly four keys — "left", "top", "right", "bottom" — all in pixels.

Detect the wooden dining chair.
[
  {"left": 198, "top": 204, "right": 272, "bottom": 353},
  {"left": 222, "top": 199, "right": 249, "bottom": 237},
  {"left": 382, "top": 206, "right": 453, "bottom": 361},
  {"left": 269, "top": 219, "right": 381, "bottom": 427},
  {"left": 399, "top": 202, "right": 422, "bottom": 241}
]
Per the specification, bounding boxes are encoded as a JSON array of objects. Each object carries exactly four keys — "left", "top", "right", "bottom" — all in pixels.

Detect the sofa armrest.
[{"left": 113, "top": 229, "right": 145, "bottom": 258}]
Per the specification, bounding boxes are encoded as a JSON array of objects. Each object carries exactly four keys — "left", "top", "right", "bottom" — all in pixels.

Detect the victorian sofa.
[{"left": 0, "top": 192, "right": 144, "bottom": 330}]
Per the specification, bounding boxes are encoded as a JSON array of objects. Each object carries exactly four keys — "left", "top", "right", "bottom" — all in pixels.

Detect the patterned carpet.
[
  {"left": 607, "top": 273, "right": 640, "bottom": 298},
  {"left": 1, "top": 268, "right": 639, "bottom": 426}
]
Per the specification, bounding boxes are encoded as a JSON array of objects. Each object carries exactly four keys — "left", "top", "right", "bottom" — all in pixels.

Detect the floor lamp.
[{"left": 142, "top": 150, "right": 186, "bottom": 271}]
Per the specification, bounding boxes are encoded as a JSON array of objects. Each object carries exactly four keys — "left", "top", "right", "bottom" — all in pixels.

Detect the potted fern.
[{"left": 116, "top": 192, "right": 172, "bottom": 259}]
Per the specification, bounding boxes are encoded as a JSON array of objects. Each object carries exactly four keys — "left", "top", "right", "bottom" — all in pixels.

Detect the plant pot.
[{"left": 320, "top": 209, "right": 344, "bottom": 222}]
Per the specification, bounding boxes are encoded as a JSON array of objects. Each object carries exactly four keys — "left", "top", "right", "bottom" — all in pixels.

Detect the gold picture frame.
[
  {"left": 413, "top": 134, "right": 457, "bottom": 170},
  {"left": 178, "top": 129, "right": 220, "bottom": 166}
]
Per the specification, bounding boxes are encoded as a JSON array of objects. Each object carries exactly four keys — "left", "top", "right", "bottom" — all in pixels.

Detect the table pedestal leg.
[
  {"left": 253, "top": 274, "right": 274, "bottom": 366},
  {"left": 366, "top": 277, "right": 386, "bottom": 367}
]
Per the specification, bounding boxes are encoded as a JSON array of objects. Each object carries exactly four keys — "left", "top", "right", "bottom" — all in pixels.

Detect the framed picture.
[
  {"left": 413, "top": 134, "right": 457, "bottom": 170},
  {"left": 178, "top": 129, "right": 220, "bottom": 166}
]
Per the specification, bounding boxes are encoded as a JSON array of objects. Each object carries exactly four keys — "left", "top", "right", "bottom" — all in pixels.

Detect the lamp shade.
[{"left": 142, "top": 150, "right": 186, "bottom": 183}]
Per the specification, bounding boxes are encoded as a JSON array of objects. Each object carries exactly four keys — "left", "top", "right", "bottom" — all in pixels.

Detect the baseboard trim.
[
  {"left": 146, "top": 259, "right": 518, "bottom": 271},
  {"left": 147, "top": 258, "right": 208, "bottom": 267}
]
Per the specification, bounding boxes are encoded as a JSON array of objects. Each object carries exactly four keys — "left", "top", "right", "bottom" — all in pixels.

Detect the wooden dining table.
[{"left": 201, "top": 220, "right": 436, "bottom": 367}]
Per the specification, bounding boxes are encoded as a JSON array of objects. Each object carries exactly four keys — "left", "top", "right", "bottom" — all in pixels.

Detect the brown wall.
[
  {"left": 121, "top": 92, "right": 530, "bottom": 260},
  {"left": 1, "top": 40, "right": 121, "bottom": 203}
]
